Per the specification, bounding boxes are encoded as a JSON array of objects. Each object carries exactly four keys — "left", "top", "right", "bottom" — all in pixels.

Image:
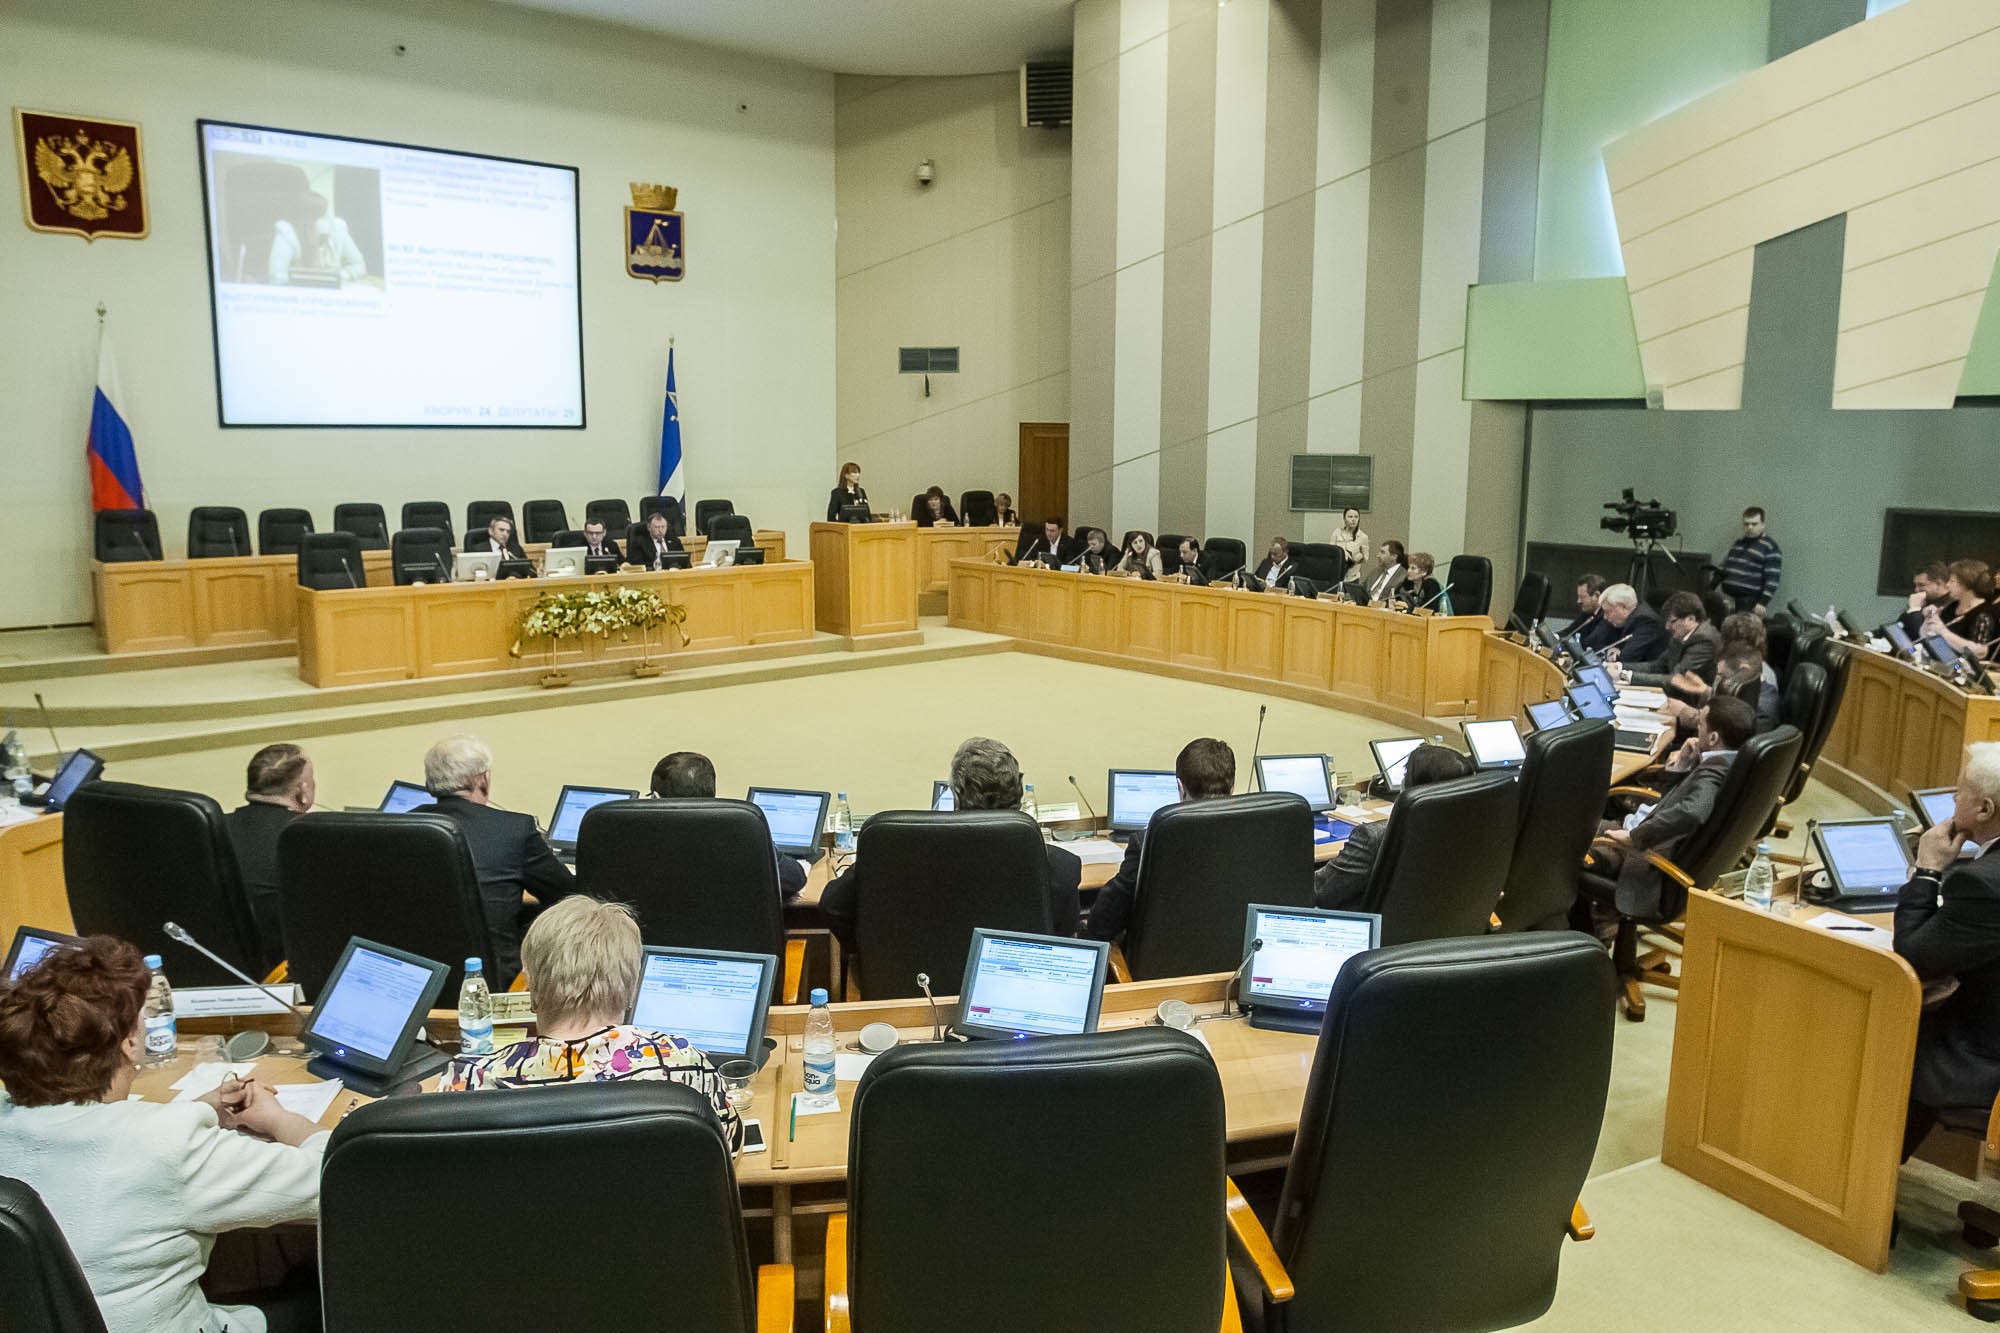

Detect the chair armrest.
[
  {"left": 1223, "top": 1178, "right": 1294, "bottom": 1303},
  {"left": 1640, "top": 852, "right": 1697, "bottom": 891},
  {"left": 1109, "top": 945, "right": 1133, "bottom": 985},
  {"left": 1567, "top": 1201, "right": 1594, "bottom": 1241},
  {"left": 756, "top": 1264, "right": 794, "bottom": 1333},
  {"left": 508, "top": 970, "right": 529, "bottom": 993},
  {"left": 263, "top": 961, "right": 289, "bottom": 986},
  {"left": 1984, "top": 1087, "right": 2000, "bottom": 1161},
  {"left": 1608, "top": 785, "right": 1663, "bottom": 802},
  {"left": 825, "top": 1211, "right": 850, "bottom": 1333},
  {"left": 781, "top": 938, "right": 807, "bottom": 1007}
]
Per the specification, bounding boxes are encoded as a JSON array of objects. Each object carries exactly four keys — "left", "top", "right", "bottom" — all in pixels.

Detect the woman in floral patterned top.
[{"left": 437, "top": 896, "right": 741, "bottom": 1149}]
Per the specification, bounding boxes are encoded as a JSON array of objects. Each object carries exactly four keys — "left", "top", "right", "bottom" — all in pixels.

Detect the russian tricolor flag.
[{"left": 87, "top": 327, "right": 145, "bottom": 512}]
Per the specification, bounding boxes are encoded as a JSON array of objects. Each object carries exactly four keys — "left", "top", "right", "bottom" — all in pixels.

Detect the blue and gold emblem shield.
[{"left": 626, "top": 181, "right": 684, "bottom": 282}]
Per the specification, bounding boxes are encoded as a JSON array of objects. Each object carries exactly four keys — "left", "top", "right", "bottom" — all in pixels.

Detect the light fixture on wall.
[{"left": 916, "top": 159, "right": 935, "bottom": 187}]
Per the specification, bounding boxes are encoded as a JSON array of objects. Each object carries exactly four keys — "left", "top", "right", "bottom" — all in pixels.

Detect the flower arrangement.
[{"left": 512, "top": 586, "right": 689, "bottom": 683}]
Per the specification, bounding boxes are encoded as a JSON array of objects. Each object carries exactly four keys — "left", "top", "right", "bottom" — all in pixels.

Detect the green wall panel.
[{"left": 1463, "top": 279, "right": 1644, "bottom": 400}]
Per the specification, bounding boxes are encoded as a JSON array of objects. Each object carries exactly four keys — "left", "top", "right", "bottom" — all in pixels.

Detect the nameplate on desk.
[
  {"left": 174, "top": 984, "right": 305, "bottom": 1017},
  {"left": 1034, "top": 802, "right": 1081, "bottom": 822}
]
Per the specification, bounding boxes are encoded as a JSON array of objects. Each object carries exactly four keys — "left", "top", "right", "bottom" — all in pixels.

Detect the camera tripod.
[{"left": 1625, "top": 536, "right": 1678, "bottom": 602}]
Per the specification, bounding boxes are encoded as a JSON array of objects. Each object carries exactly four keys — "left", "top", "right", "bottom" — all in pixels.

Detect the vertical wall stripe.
[
  {"left": 1158, "top": 7, "right": 1220, "bottom": 528},
  {"left": 1316, "top": 0, "right": 1378, "bottom": 186},
  {"left": 1069, "top": 0, "right": 1124, "bottom": 525},
  {"left": 1213, "top": 0, "right": 1273, "bottom": 229},
  {"left": 1111, "top": 24, "right": 1170, "bottom": 535},
  {"left": 1304, "top": 0, "right": 1375, "bottom": 485}
]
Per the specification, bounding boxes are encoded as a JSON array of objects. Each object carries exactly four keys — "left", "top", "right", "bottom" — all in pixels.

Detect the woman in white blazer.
[{"left": 0, "top": 936, "right": 328, "bottom": 1333}]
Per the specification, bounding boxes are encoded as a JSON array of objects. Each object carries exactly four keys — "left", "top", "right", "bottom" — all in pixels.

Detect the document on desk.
[
  {"left": 1061, "top": 837, "right": 1127, "bottom": 866},
  {"left": 170, "top": 1062, "right": 260, "bottom": 1100},
  {"left": 274, "top": 1079, "right": 343, "bottom": 1123},
  {"left": 1804, "top": 912, "right": 1894, "bottom": 949},
  {"left": 1618, "top": 687, "right": 1669, "bottom": 710}
]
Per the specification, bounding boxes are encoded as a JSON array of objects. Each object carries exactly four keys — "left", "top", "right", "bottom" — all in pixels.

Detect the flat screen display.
[
  {"left": 1107, "top": 770, "right": 1180, "bottom": 832},
  {"left": 378, "top": 780, "right": 431, "bottom": 814},
  {"left": 932, "top": 781, "right": 955, "bottom": 812},
  {"left": 1368, "top": 738, "right": 1423, "bottom": 792},
  {"left": 1256, "top": 755, "right": 1334, "bottom": 809},
  {"left": 43, "top": 750, "right": 103, "bottom": 811},
  {"left": 547, "top": 786, "right": 634, "bottom": 847},
  {"left": 1577, "top": 664, "right": 1618, "bottom": 701},
  {"left": 1817, "top": 820, "right": 1914, "bottom": 893},
  {"left": 308, "top": 945, "right": 435, "bottom": 1061},
  {"left": 1567, "top": 686, "right": 1615, "bottom": 721},
  {"left": 197, "top": 120, "right": 583, "bottom": 428},
  {"left": 1244, "top": 907, "right": 1379, "bottom": 1007},
  {"left": 747, "top": 788, "right": 829, "bottom": 853},
  {"left": 5, "top": 928, "right": 79, "bottom": 982},
  {"left": 958, "top": 931, "right": 1108, "bottom": 1038},
  {"left": 1913, "top": 787, "right": 1957, "bottom": 828},
  {"left": 629, "top": 948, "right": 774, "bottom": 1057},
  {"left": 1526, "top": 698, "right": 1574, "bottom": 731},
  {"left": 1462, "top": 719, "right": 1527, "bottom": 770}
]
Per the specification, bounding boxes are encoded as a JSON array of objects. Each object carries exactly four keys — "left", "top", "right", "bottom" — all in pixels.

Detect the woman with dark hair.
[
  {"left": 917, "top": 487, "right": 958, "bottom": 528},
  {"left": 827, "top": 461, "right": 869, "bottom": 521},
  {"left": 1116, "top": 531, "right": 1163, "bottom": 579},
  {"left": 1922, "top": 558, "right": 2000, "bottom": 658},
  {"left": 0, "top": 936, "right": 326, "bottom": 1331}
]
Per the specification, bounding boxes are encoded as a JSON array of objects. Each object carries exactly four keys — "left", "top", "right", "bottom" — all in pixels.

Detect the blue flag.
[{"left": 657, "top": 347, "right": 684, "bottom": 504}]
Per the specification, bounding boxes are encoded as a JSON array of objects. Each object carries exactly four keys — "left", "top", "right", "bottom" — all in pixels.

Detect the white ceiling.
[{"left": 486, "top": 0, "right": 1076, "bottom": 76}]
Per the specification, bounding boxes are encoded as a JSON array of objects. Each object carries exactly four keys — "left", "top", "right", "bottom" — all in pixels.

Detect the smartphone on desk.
[{"left": 741, "top": 1120, "right": 766, "bottom": 1154}]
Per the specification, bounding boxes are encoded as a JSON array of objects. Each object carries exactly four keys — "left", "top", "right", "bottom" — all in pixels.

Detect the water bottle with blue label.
[
  {"left": 803, "top": 988, "right": 837, "bottom": 1108},
  {"left": 142, "top": 955, "right": 176, "bottom": 1067},
  {"left": 457, "top": 957, "right": 494, "bottom": 1056}
]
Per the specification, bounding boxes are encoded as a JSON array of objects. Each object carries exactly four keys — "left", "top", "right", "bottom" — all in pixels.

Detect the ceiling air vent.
[{"left": 1020, "top": 61, "right": 1073, "bottom": 128}]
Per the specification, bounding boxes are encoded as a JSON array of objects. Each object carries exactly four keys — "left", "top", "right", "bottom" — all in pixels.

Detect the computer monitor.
[
  {"left": 1525, "top": 698, "right": 1575, "bottom": 732},
  {"left": 838, "top": 503, "right": 872, "bottom": 523},
  {"left": 1910, "top": 787, "right": 1957, "bottom": 830},
  {"left": 1567, "top": 685, "right": 1615, "bottom": 721},
  {"left": 1533, "top": 621, "right": 1564, "bottom": 654},
  {"left": 1561, "top": 632, "right": 1601, "bottom": 667},
  {"left": 658, "top": 549, "right": 693, "bottom": 571},
  {"left": 1367, "top": 737, "right": 1423, "bottom": 794},
  {"left": 299, "top": 937, "right": 450, "bottom": 1094},
  {"left": 1923, "top": 633, "right": 1961, "bottom": 667},
  {"left": 704, "top": 539, "right": 740, "bottom": 568},
  {"left": 955, "top": 929, "right": 1111, "bottom": 1040},
  {"left": 496, "top": 558, "right": 537, "bottom": 581},
  {"left": 584, "top": 553, "right": 622, "bottom": 575},
  {"left": 1460, "top": 719, "right": 1528, "bottom": 771},
  {"left": 746, "top": 787, "right": 831, "bottom": 859},
  {"left": 542, "top": 545, "right": 589, "bottom": 577},
  {"left": 1240, "top": 904, "right": 1380, "bottom": 1033},
  {"left": 1812, "top": 818, "right": 1914, "bottom": 901},
  {"left": 42, "top": 749, "right": 104, "bottom": 812},
  {"left": 4, "top": 926, "right": 80, "bottom": 982},
  {"left": 734, "top": 546, "right": 766, "bottom": 566},
  {"left": 1254, "top": 754, "right": 1334, "bottom": 810},
  {"left": 1107, "top": 769, "right": 1181, "bottom": 833},
  {"left": 453, "top": 550, "right": 502, "bottom": 582},
  {"left": 628, "top": 946, "right": 777, "bottom": 1061},
  {"left": 377, "top": 780, "right": 432, "bottom": 814},
  {"left": 1576, "top": 663, "right": 1618, "bottom": 701},
  {"left": 1881, "top": 620, "right": 1918, "bottom": 658},
  {"left": 546, "top": 785, "right": 638, "bottom": 853},
  {"left": 931, "top": 780, "right": 955, "bottom": 811}
]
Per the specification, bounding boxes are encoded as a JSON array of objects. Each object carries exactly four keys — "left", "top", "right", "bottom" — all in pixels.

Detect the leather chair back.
[
  {"left": 550, "top": 529, "right": 587, "bottom": 549},
  {"left": 1510, "top": 570, "right": 1552, "bottom": 632},
  {"left": 186, "top": 505, "right": 249, "bottom": 558},
  {"left": 1801, "top": 640, "right": 1850, "bottom": 771},
  {"left": 847, "top": 1030, "right": 1225, "bottom": 1332},
  {"left": 0, "top": 1176, "right": 109, "bottom": 1333},
  {"left": 297, "top": 531, "right": 365, "bottom": 590},
  {"left": 521, "top": 498, "right": 569, "bottom": 543},
  {"left": 277, "top": 812, "right": 495, "bottom": 999},
  {"left": 694, "top": 498, "right": 735, "bottom": 534},
  {"left": 322, "top": 1083, "right": 757, "bottom": 1333},
  {"left": 1268, "top": 934, "right": 1613, "bottom": 1331},
  {"left": 1199, "top": 537, "right": 1247, "bottom": 581},
  {"left": 585, "top": 497, "right": 632, "bottom": 533},
  {"left": 1765, "top": 614, "right": 1797, "bottom": 682},
  {"left": 464, "top": 499, "right": 514, "bottom": 535},
  {"left": 1778, "top": 661, "right": 1830, "bottom": 804},
  {"left": 1447, "top": 553, "right": 1493, "bottom": 617},
  {"left": 1363, "top": 771, "right": 1520, "bottom": 945},
  {"left": 1120, "top": 529, "right": 1154, "bottom": 555},
  {"left": 256, "top": 507, "right": 313, "bottom": 555},
  {"left": 908, "top": 492, "right": 930, "bottom": 524},
  {"left": 1659, "top": 726, "right": 1802, "bottom": 913},
  {"left": 639, "top": 494, "right": 685, "bottom": 534},
  {"left": 1011, "top": 523, "right": 1041, "bottom": 561},
  {"left": 1291, "top": 542, "right": 1347, "bottom": 591},
  {"left": 959, "top": 490, "right": 997, "bottom": 525},
  {"left": 1124, "top": 793, "right": 1314, "bottom": 979},
  {"left": 62, "top": 781, "right": 258, "bottom": 986},
  {"left": 708, "top": 512, "right": 754, "bottom": 544},
  {"left": 331, "top": 502, "right": 389, "bottom": 550},
  {"left": 390, "top": 527, "right": 454, "bottom": 585},
  {"left": 92, "top": 509, "right": 159, "bottom": 562},
  {"left": 1156, "top": 534, "right": 1193, "bottom": 567},
  {"left": 1497, "top": 720, "right": 1615, "bottom": 932},
  {"left": 851, "top": 811, "right": 1053, "bottom": 999},
  {"left": 399, "top": 500, "right": 453, "bottom": 543},
  {"left": 574, "top": 800, "right": 785, "bottom": 957}
]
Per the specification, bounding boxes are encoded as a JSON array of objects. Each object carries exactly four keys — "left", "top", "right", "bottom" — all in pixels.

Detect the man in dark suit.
[
  {"left": 1015, "top": 516, "right": 1084, "bottom": 568},
  {"left": 1312, "top": 745, "right": 1474, "bottom": 911},
  {"left": 222, "top": 742, "right": 315, "bottom": 974},
  {"left": 465, "top": 514, "right": 527, "bottom": 559},
  {"left": 823, "top": 736, "right": 1080, "bottom": 951},
  {"left": 1245, "top": 537, "right": 1296, "bottom": 592},
  {"left": 1564, "top": 573, "right": 1612, "bottom": 647},
  {"left": 580, "top": 519, "right": 621, "bottom": 563},
  {"left": 1173, "top": 538, "right": 1210, "bottom": 587},
  {"left": 1623, "top": 591, "right": 1722, "bottom": 688},
  {"left": 1898, "top": 743, "right": 2000, "bottom": 1158},
  {"left": 1598, "top": 582, "right": 1670, "bottom": 668},
  {"left": 627, "top": 510, "right": 683, "bottom": 570},
  {"left": 1086, "top": 738, "right": 1236, "bottom": 942},
  {"left": 413, "top": 734, "right": 574, "bottom": 986},
  {"left": 649, "top": 749, "right": 806, "bottom": 899}
]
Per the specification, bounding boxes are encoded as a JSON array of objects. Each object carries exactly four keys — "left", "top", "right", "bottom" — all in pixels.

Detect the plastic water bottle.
[
  {"left": 142, "top": 955, "right": 177, "bottom": 1067},
  {"left": 1891, "top": 807, "right": 1914, "bottom": 839},
  {"left": 832, "top": 793, "right": 855, "bottom": 855},
  {"left": 803, "top": 988, "right": 837, "bottom": 1109},
  {"left": 457, "top": 957, "right": 494, "bottom": 1056},
  {"left": 1744, "top": 844, "right": 1774, "bottom": 912},
  {"left": 1022, "top": 783, "right": 1041, "bottom": 831}
]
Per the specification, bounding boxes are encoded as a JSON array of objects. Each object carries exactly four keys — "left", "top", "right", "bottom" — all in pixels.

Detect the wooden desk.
[
  {"left": 809, "top": 522, "right": 918, "bottom": 641},
  {"left": 913, "top": 525, "right": 1015, "bottom": 595},
  {"left": 0, "top": 813, "right": 68, "bottom": 941},
  {"left": 1818, "top": 646, "right": 2000, "bottom": 806},
  {"left": 296, "top": 560, "right": 816, "bottom": 687},
  {"left": 1664, "top": 890, "right": 1919, "bottom": 1272}
]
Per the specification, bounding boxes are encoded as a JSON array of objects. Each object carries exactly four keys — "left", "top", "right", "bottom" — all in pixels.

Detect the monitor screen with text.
[
  {"left": 1462, "top": 719, "right": 1527, "bottom": 769},
  {"left": 629, "top": 949, "right": 773, "bottom": 1056},
  {"left": 547, "top": 787, "right": 633, "bottom": 847},
  {"left": 747, "top": 789, "right": 828, "bottom": 853},
  {"left": 1108, "top": 770, "right": 1180, "bottom": 831},
  {"left": 1256, "top": 755, "right": 1334, "bottom": 809},
  {"left": 1245, "top": 907, "right": 1379, "bottom": 1007},
  {"left": 198, "top": 120, "right": 583, "bottom": 427},
  {"left": 1817, "top": 820, "right": 1913, "bottom": 893},
  {"left": 309, "top": 946, "right": 433, "bottom": 1061},
  {"left": 1526, "top": 698, "right": 1573, "bottom": 732},
  {"left": 959, "top": 932, "right": 1107, "bottom": 1037}
]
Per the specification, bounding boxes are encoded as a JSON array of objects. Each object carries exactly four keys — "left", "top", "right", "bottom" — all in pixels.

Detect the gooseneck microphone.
[
  {"left": 1223, "top": 939, "right": 1263, "bottom": 1018},
  {"left": 916, "top": 972, "right": 945, "bottom": 1043},
  {"left": 33, "top": 692, "right": 62, "bottom": 762},
  {"left": 1414, "top": 581, "right": 1454, "bottom": 613},
  {"left": 1068, "top": 775, "right": 1100, "bottom": 829},
  {"left": 1246, "top": 705, "right": 1267, "bottom": 792},
  {"left": 433, "top": 550, "right": 453, "bottom": 584}
]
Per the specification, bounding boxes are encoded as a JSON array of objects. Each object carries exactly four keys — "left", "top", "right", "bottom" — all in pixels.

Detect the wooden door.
[{"left": 1017, "top": 422, "right": 1069, "bottom": 524}]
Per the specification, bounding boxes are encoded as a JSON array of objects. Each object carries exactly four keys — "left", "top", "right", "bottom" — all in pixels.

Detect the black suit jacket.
[
  {"left": 413, "top": 795, "right": 575, "bottom": 985},
  {"left": 1629, "top": 621, "right": 1722, "bottom": 687},
  {"left": 627, "top": 530, "right": 685, "bottom": 570},
  {"left": 1613, "top": 603, "right": 1671, "bottom": 667},
  {"left": 822, "top": 843, "right": 1081, "bottom": 952},
  {"left": 1614, "top": 753, "right": 1732, "bottom": 918},
  {"left": 465, "top": 532, "right": 527, "bottom": 559},
  {"left": 224, "top": 801, "right": 300, "bottom": 974},
  {"left": 1250, "top": 558, "right": 1296, "bottom": 591},
  {"left": 1898, "top": 851, "right": 2000, "bottom": 1112},
  {"left": 1311, "top": 820, "right": 1386, "bottom": 912},
  {"left": 583, "top": 537, "right": 622, "bottom": 562},
  {"left": 1084, "top": 835, "right": 1145, "bottom": 942},
  {"left": 1017, "top": 532, "right": 1085, "bottom": 567},
  {"left": 827, "top": 486, "right": 869, "bottom": 521}
]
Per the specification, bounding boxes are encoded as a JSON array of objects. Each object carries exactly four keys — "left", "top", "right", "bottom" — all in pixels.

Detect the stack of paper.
[
  {"left": 1060, "top": 837, "right": 1128, "bottom": 866},
  {"left": 169, "top": 1062, "right": 259, "bottom": 1102}
]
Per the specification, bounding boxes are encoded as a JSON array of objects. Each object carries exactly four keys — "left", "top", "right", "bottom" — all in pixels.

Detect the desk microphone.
[
  {"left": 1067, "top": 775, "right": 1099, "bottom": 830},
  {"left": 1413, "top": 581, "right": 1454, "bottom": 613},
  {"left": 433, "top": 551, "right": 453, "bottom": 584},
  {"left": 1246, "top": 705, "right": 1267, "bottom": 792},
  {"left": 32, "top": 693, "right": 63, "bottom": 763},
  {"left": 162, "top": 921, "right": 309, "bottom": 1061},
  {"left": 341, "top": 558, "right": 360, "bottom": 590},
  {"left": 916, "top": 972, "right": 945, "bottom": 1042},
  {"left": 1222, "top": 939, "right": 1262, "bottom": 1019},
  {"left": 1018, "top": 537, "right": 1043, "bottom": 567}
]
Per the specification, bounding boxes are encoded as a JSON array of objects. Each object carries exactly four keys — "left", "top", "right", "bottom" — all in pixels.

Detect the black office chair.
[
  {"left": 1765, "top": 615, "right": 1798, "bottom": 684},
  {"left": 1289, "top": 542, "right": 1347, "bottom": 596},
  {"left": 1121, "top": 794, "right": 1314, "bottom": 980},
  {"left": 92, "top": 508, "right": 160, "bottom": 562},
  {"left": 62, "top": 781, "right": 260, "bottom": 986},
  {"left": 1229, "top": 934, "right": 1611, "bottom": 1332},
  {"left": 831, "top": 1030, "right": 1227, "bottom": 1332},
  {"left": 390, "top": 527, "right": 454, "bottom": 585},
  {"left": 585, "top": 497, "right": 632, "bottom": 533},
  {"left": 959, "top": 490, "right": 997, "bottom": 526},
  {"left": 694, "top": 499, "right": 735, "bottom": 534},
  {"left": 1157, "top": 534, "right": 1193, "bottom": 568},
  {"left": 574, "top": 799, "right": 804, "bottom": 1003},
  {"left": 1360, "top": 772, "right": 1520, "bottom": 945},
  {"left": 1447, "top": 553, "right": 1493, "bottom": 617},
  {"left": 277, "top": 811, "right": 497, "bottom": 998},
  {"left": 1010, "top": 523, "right": 1042, "bottom": 563},
  {"left": 708, "top": 512, "right": 753, "bottom": 544},
  {"left": 640, "top": 494, "right": 685, "bottom": 534},
  {"left": 0, "top": 1176, "right": 110, "bottom": 1333},
  {"left": 849, "top": 811, "right": 1053, "bottom": 999},
  {"left": 547, "top": 530, "right": 587, "bottom": 551},
  {"left": 400, "top": 501, "right": 454, "bottom": 543},
  {"left": 186, "top": 505, "right": 250, "bottom": 558},
  {"left": 256, "top": 507, "right": 313, "bottom": 556},
  {"left": 521, "top": 499, "right": 569, "bottom": 543},
  {"left": 909, "top": 492, "right": 932, "bottom": 525},
  {"left": 464, "top": 499, "right": 515, "bottom": 536},
  {"left": 1495, "top": 720, "right": 1615, "bottom": 933},
  {"left": 331, "top": 502, "right": 389, "bottom": 550},
  {"left": 1119, "top": 530, "right": 1154, "bottom": 555},
  {"left": 296, "top": 532, "right": 365, "bottom": 590},
  {"left": 322, "top": 1084, "right": 792, "bottom": 1332},
  {"left": 1509, "top": 571, "right": 1552, "bottom": 633},
  {"left": 1200, "top": 537, "right": 1247, "bottom": 582}
]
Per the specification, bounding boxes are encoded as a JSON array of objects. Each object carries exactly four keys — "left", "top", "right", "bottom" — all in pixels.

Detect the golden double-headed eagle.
[{"left": 33, "top": 131, "right": 133, "bottom": 221}]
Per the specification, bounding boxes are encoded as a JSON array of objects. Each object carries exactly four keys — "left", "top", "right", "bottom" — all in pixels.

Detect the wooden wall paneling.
[
  {"left": 417, "top": 586, "right": 514, "bottom": 676},
  {"left": 1846, "top": 667, "right": 1900, "bottom": 789},
  {"left": 297, "top": 590, "right": 416, "bottom": 686},
  {"left": 1076, "top": 580, "right": 1123, "bottom": 653},
  {"left": 673, "top": 570, "right": 750, "bottom": 651},
  {"left": 1279, "top": 600, "right": 1335, "bottom": 690},
  {"left": 1124, "top": 584, "right": 1173, "bottom": 660},
  {"left": 1030, "top": 573, "right": 1079, "bottom": 644},
  {"left": 1225, "top": 594, "right": 1285, "bottom": 679},
  {"left": 1891, "top": 685, "right": 1940, "bottom": 795},
  {"left": 1171, "top": 587, "right": 1228, "bottom": 671},
  {"left": 948, "top": 563, "right": 991, "bottom": 629},
  {"left": 741, "top": 565, "right": 815, "bottom": 645},
  {"left": 192, "top": 561, "right": 285, "bottom": 646},
  {"left": 1380, "top": 618, "right": 1428, "bottom": 716},
  {"left": 94, "top": 563, "right": 197, "bottom": 652},
  {"left": 991, "top": 569, "right": 1034, "bottom": 638},
  {"left": 0, "top": 815, "right": 70, "bottom": 942},
  {"left": 1424, "top": 616, "right": 1488, "bottom": 716}
]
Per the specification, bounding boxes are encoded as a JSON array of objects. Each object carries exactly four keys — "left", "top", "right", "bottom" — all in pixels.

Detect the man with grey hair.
[
  {"left": 1897, "top": 741, "right": 2000, "bottom": 1160},
  {"left": 819, "top": 736, "right": 1082, "bottom": 954},
  {"left": 413, "top": 734, "right": 573, "bottom": 987},
  {"left": 1596, "top": 582, "right": 1669, "bottom": 667}
]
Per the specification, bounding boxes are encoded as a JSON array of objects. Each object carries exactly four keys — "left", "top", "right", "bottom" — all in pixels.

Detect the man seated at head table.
[
  {"left": 1565, "top": 573, "right": 1616, "bottom": 650},
  {"left": 627, "top": 509, "right": 685, "bottom": 571},
  {"left": 821, "top": 737, "right": 1082, "bottom": 952},
  {"left": 1085, "top": 738, "right": 1238, "bottom": 944},
  {"left": 1017, "top": 516, "right": 1084, "bottom": 567},
  {"left": 1312, "top": 744, "right": 1474, "bottom": 911},
  {"left": 1248, "top": 537, "right": 1295, "bottom": 592},
  {"left": 1619, "top": 590, "right": 1721, "bottom": 689},
  {"left": 1897, "top": 742, "right": 2000, "bottom": 1161},
  {"left": 0, "top": 936, "right": 328, "bottom": 1333},
  {"left": 649, "top": 749, "right": 807, "bottom": 899},
  {"left": 224, "top": 742, "right": 316, "bottom": 976},
  {"left": 435, "top": 897, "right": 741, "bottom": 1136},
  {"left": 580, "top": 519, "right": 621, "bottom": 562},
  {"left": 465, "top": 513, "right": 527, "bottom": 559},
  {"left": 413, "top": 734, "right": 575, "bottom": 988},
  {"left": 1172, "top": 537, "right": 1210, "bottom": 587}
]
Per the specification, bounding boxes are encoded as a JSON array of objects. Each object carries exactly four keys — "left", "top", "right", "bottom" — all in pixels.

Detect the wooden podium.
[{"left": 810, "top": 521, "right": 919, "bottom": 642}]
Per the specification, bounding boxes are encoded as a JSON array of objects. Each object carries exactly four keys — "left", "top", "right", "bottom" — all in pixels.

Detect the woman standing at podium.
[{"left": 827, "top": 461, "right": 870, "bottom": 521}]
